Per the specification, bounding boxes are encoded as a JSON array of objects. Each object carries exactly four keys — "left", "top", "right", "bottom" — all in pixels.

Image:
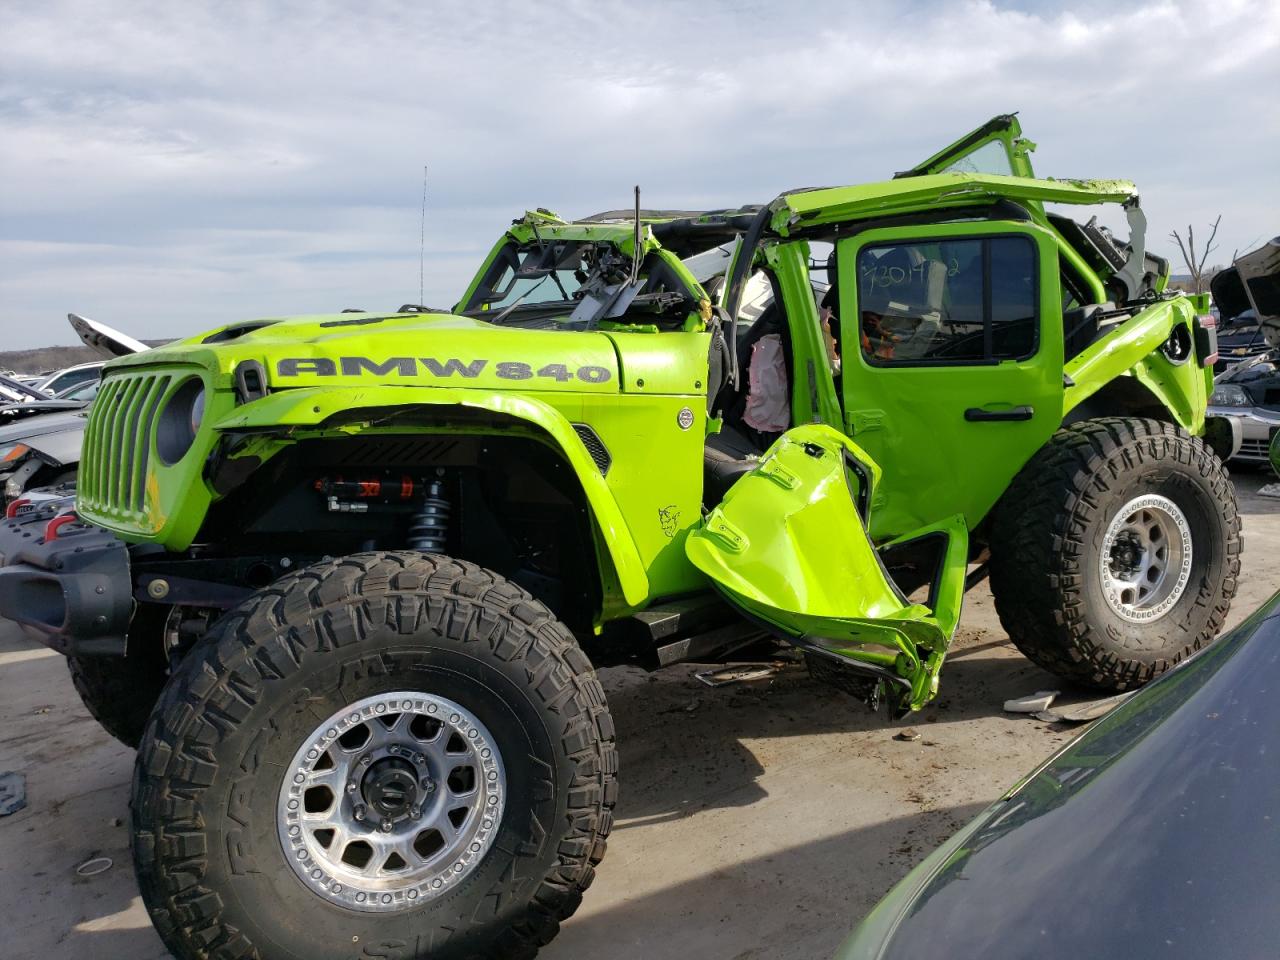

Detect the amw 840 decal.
[{"left": 276, "top": 356, "right": 612, "bottom": 383}]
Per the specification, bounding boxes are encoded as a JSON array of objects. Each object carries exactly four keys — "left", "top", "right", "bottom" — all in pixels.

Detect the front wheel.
[
  {"left": 132, "top": 552, "right": 616, "bottom": 960},
  {"left": 990, "top": 418, "right": 1241, "bottom": 690}
]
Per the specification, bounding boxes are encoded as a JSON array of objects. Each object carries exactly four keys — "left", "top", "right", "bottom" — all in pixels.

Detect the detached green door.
[{"left": 835, "top": 221, "right": 1064, "bottom": 540}]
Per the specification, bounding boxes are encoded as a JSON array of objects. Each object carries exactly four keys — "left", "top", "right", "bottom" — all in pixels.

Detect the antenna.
[
  {"left": 629, "top": 185, "right": 642, "bottom": 285},
  {"left": 419, "top": 164, "right": 428, "bottom": 307}
]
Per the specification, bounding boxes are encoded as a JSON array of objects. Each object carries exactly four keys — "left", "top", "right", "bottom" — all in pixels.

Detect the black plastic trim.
[{"left": 0, "top": 514, "right": 133, "bottom": 656}]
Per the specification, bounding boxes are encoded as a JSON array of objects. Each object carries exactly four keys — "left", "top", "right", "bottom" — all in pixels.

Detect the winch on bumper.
[{"left": 0, "top": 494, "right": 133, "bottom": 656}]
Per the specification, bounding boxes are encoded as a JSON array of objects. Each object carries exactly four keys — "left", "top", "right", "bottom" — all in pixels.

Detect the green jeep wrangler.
[{"left": 0, "top": 116, "right": 1238, "bottom": 960}]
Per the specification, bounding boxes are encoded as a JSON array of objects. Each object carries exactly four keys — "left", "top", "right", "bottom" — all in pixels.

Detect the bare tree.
[{"left": 1170, "top": 215, "right": 1222, "bottom": 294}]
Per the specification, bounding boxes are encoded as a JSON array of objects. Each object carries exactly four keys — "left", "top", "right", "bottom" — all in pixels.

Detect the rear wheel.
[
  {"left": 990, "top": 417, "right": 1240, "bottom": 690},
  {"left": 132, "top": 552, "right": 615, "bottom": 960}
]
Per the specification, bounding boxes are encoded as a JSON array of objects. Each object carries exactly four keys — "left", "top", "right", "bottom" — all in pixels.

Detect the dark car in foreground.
[{"left": 838, "top": 588, "right": 1280, "bottom": 960}]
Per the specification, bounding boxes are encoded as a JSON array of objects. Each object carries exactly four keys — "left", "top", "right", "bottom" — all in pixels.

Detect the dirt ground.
[{"left": 2, "top": 470, "right": 1277, "bottom": 960}]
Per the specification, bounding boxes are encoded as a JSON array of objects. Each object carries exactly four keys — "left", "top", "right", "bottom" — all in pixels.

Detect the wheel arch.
[
  {"left": 1062, "top": 375, "right": 1182, "bottom": 429},
  {"left": 210, "top": 386, "right": 650, "bottom": 609}
]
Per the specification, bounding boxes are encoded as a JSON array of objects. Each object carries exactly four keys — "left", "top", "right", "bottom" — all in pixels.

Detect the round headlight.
[{"left": 156, "top": 379, "right": 207, "bottom": 465}]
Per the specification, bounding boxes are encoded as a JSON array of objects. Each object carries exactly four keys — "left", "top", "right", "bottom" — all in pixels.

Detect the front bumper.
[
  {"left": 1206, "top": 405, "right": 1280, "bottom": 462},
  {"left": 0, "top": 496, "right": 132, "bottom": 656}
]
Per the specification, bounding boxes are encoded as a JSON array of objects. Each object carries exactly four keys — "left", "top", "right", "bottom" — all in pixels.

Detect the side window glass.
[{"left": 856, "top": 236, "right": 1037, "bottom": 365}]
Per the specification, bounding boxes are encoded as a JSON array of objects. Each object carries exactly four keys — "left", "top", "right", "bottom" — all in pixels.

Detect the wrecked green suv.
[{"left": 0, "top": 116, "right": 1239, "bottom": 960}]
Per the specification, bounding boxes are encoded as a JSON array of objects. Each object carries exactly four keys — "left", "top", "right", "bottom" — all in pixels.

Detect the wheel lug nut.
[
  {"left": 389, "top": 745, "right": 399, "bottom": 755},
  {"left": 409, "top": 804, "right": 422, "bottom": 820},
  {"left": 346, "top": 781, "right": 357, "bottom": 793},
  {"left": 352, "top": 804, "right": 367, "bottom": 822},
  {"left": 421, "top": 778, "right": 435, "bottom": 793},
  {"left": 380, "top": 818, "right": 394, "bottom": 833}
]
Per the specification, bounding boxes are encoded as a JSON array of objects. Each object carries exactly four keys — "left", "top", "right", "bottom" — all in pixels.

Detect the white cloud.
[{"left": 0, "top": 0, "right": 1276, "bottom": 346}]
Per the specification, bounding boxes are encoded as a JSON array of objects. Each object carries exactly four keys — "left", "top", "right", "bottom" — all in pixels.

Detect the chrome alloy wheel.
[
  {"left": 1099, "top": 494, "right": 1194, "bottom": 623},
  {"left": 278, "top": 691, "right": 505, "bottom": 912}
]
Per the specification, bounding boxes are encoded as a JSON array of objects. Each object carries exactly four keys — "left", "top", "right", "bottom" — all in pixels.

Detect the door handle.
[{"left": 964, "top": 405, "right": 1034, "bottom": 422}]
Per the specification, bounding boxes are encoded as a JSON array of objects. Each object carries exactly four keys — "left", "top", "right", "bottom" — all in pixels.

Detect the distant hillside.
[
  {"left": 0, "top": 341, "right": 171, "bottom": 376},
  {"left": 0, "top": 345, "right": 100, "bottom": 376}
]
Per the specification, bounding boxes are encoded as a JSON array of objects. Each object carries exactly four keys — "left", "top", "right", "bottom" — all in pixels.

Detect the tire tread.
[
  {"left": 132, "top": 551, "right": 616, "bottom": 960},
  {"left": 989, "top": 417, "right": 1241, "bottom": 689}
]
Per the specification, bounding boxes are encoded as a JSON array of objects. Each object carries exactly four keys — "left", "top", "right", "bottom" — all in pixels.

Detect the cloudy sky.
[{"left": 1, "top": 0, "right": 1276, "bottom": 349}]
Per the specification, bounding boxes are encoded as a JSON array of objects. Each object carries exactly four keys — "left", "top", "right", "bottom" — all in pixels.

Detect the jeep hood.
[{"left": 106, "top": 312, "right": 627, "bottom": 395}]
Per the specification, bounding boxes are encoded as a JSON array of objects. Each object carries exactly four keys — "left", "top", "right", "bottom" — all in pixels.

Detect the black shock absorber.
[{"left": 407, "top": 479, "right": 451, "bottom": 552}]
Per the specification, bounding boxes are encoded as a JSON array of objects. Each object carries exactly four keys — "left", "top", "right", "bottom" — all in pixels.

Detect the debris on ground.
[
  {"left": 0, "top": 772, "right": 26, "bottom": 816},
  {"left": 1259, "top": 483, "right": 1280, "bottom": 500},
  {"left": 695, "top": 664, "right": 782, "bottom": 688},
  {"left": 1003, "top": 690, "right": 1060, "bottom": 714},
  {"left": 75, "top": 857, "right": 113, "bottom": 877},
  {"left": 893, "top": 729, "right": 922, "bottom": 742},
  {"left": 1044, "top": 691, "right": 1137, "bottom": 723}
]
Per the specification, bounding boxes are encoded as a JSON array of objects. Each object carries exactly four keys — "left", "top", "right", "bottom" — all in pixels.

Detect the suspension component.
[
  {"left": 316, "top": 475, "right": 423, "bottom": 514},
  {"left": 407, "top": 480, "right": 451, "bottom": 552},
  {"left": 315, "top": 476, "right": 422, "bottom": 502}
]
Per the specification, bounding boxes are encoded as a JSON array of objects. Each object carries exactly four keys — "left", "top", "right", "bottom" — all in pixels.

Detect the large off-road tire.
[
  {"left": 990, "top": 417, "right": 1240, "bottom": 690},
  {"left": 131, "top": 552, "right": 616, "bottom": 960},
  {"left": 66, "top": 603, "right": 170, "bottom": 749}
]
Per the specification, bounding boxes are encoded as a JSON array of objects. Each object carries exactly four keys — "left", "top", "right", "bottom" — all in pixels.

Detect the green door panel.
[
  {"left": 686, "top": 425, "right": 967, "bottom": 711},
  {"left": 836, "top": 221, "right": 1065, "bottom": 539}
]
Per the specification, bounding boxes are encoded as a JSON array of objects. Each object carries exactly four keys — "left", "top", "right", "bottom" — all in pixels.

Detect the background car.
[
  {"left": 0, "top": 373, "right": 47, "bottom": 405},
  {"left": 32, "top": 360, "right": 105, "bottom": 397},
  {"left": 0, "top": 408, "right": 85, "bottom": 503},
  {"left": 1206, "top": 237, "right": 1280, "bottom": 464},
  {"left": 0, "top": 314, "right": 146, "bottom": 506},
  {"left": 837, "top": 588, "right": 1280, "bottom": 960},
  {"left": 1208, "top": 348, "right": 1279, "bottom": 463},
  {"left": 1213, "top": 307, "right": 1268, "bottom": 372}
]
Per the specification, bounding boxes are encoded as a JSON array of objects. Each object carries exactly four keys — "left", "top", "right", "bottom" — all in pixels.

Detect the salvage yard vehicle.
[
  {"left": 0, "top": 314, "right": 147, "bottom": 506},
  {"left": 0, "top": 116, "right": 1239, "bottom": 959},
  {"left": 1206, "top": 237, "right": 1280, "bottom": 464}
]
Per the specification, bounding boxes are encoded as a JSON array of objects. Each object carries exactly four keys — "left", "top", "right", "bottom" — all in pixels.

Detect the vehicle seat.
[{"left": 702, "top": 424, "right": 762, "bottom": 509}]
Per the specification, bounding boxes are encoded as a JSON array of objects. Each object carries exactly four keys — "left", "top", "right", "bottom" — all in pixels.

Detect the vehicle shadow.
[
  {"left": 549, "top": 802, "right": 989, "bottom": 960},
  {"left": 599, "top": 639, "right": 1069, "bottom": 825}
]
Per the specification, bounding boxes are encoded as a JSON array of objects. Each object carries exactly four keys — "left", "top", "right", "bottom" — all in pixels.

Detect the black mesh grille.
[{"left": 572, "top": 424, "right": 611, "bottom": 474}]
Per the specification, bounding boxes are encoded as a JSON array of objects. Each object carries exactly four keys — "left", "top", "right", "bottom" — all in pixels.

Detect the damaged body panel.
[{"left": 687, "top": 425, "right": 966, "bottom": 713}]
